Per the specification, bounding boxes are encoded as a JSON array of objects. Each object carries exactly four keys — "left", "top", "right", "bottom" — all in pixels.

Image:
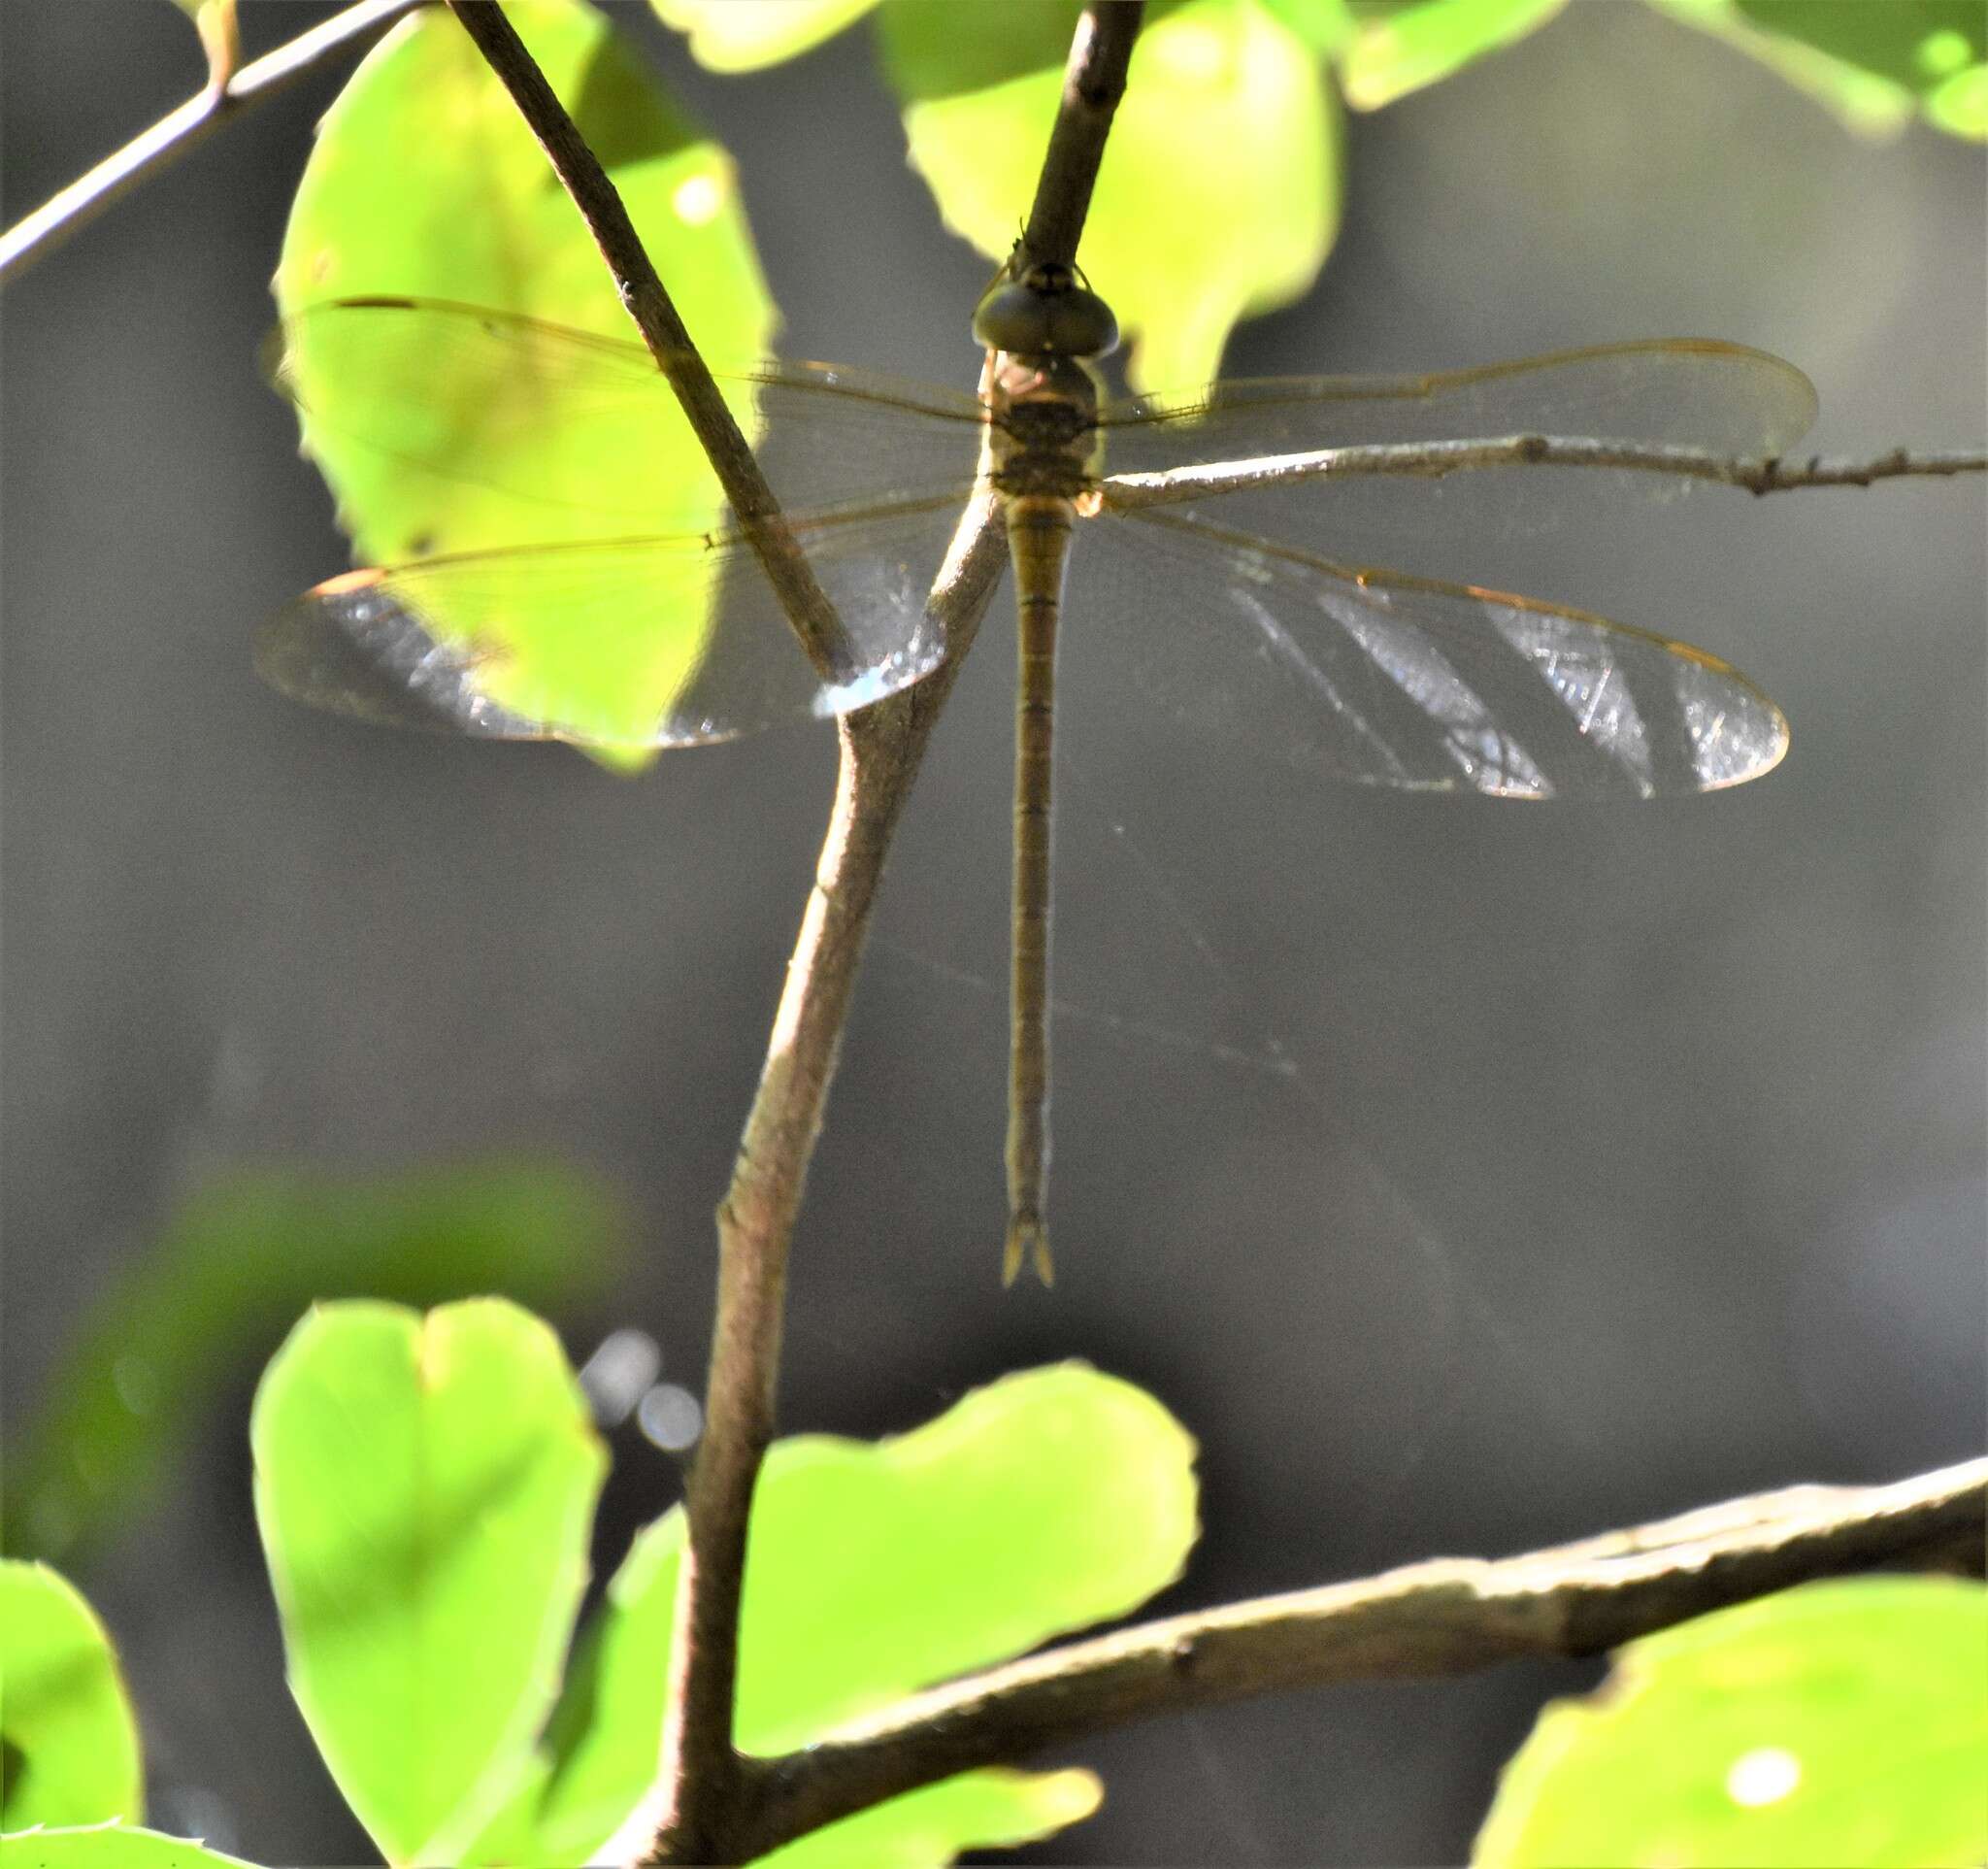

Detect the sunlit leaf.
[
  {"left": 878, "top": 0, "right": 1340, "bottom": 390},
  {"left": 752, "top": 1767, "right": 1104, "bottom": 1869},
  {"left": 1336, "top": 0, "right": 1568, "bottom": 110},
  {"left": 5, "top": 1158, "right": 626, "bottom": 1567},
  {"left": 0, "top": 1824, "right": 259, "bottom": 1869},
  {"left": 1258, "top": 0, "right": 1358, "bottom": 55},
  {"left": 273, "top": 0, "right": 777, "bottom": 750},
  {"left": 1648, "top": 0, "right": 1985, "bottom": 138},
  {"left": 1474, "top": 1578, "right": 1988, "bottom": 1867},
  {"left": 0, "top": 1565, "right": 142, "bottom": 1831},
  {"left": 469, "top": 1364, "right": 1197, "bottom": 1865},
  {"left": 252, "top": 1301, "right": 607, "bottom": 1867},
  {"left": 649, "top": 0, "right": 880, "bottom": 71}
]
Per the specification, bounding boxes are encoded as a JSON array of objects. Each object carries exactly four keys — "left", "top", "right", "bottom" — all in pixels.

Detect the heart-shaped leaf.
[
  {"left": 0, "top": 1564, "right": 142, "bottom": 1830},
  {"left": 469, "top": 1362, "right": 1197, "bottom": 1865},
  {"left": 251, "top": 1300, "right": 605, "bottom": 1866}
]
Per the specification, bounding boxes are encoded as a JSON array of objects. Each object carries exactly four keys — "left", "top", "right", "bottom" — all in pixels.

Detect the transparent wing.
[
  {"left": 1096, "top": 340, "right": 1818, "bottom": 467},
  {"left": 1091, "top": 341, "right": 1819, "bottom": 584},
  {"left": 1067, "top": 506, "right": 1786, "bottom": 799},
  {"left": 272, "top": 296, "right": 990, "bottom": 530},
  {"left": 257, "top": 494, "right": 972, "bottom": 748}
]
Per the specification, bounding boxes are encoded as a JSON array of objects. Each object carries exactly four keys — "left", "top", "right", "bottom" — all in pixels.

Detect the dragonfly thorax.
[{"left": 987, "top": 353, "right": 1105, "bottom": 497}]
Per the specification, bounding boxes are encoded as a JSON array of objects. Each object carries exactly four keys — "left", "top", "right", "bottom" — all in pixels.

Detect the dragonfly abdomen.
[{"left": 1004, "top": 492, "right": 1077, "bottom": 1287}]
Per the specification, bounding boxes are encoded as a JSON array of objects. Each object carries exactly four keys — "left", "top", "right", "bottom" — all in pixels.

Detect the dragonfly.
[{"left": 259, "top": 267, "right": 1817, "bottom": 1285}]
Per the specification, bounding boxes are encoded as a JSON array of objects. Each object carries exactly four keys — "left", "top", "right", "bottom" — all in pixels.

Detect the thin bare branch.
[
  {"left": 1104, "top": 435, "right": 1988, "bottom": 511},
  {"left": 0, "top": 0, "right": 422, "bottom": 287},
  {"left": 444, "top": 0, "right": 860, "bottom": 684},
  {"left": 650, "top": 494, "right": 1008, "bottom": 1861},
  {"left": 741, "top": 1456, "right": 1988, "bottom": 1857}
]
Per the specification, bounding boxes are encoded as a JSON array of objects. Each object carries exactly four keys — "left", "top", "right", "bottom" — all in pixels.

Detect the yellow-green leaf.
[
  {"left": 252, "top": 1301, "right": 606, "bottom": 1867},
  {"left": 470, "top": 1364, "right": 1197, "bottom": 1865},
  {"left": 1337, "top": 0, "right": 1568, "bottom": 110},
  {"left": 649, "top": 0, "right": 880, "bottom": 71},
  {"left": 879, "top": 0, "right": 1340, "bottom": 390},
  {"left": 272, "top": 0, "right": 776, "bottom": 750},
  {"left": 0, "top": 1565, "right": 143, "bottom": 1831},
  {"left": 0, "top": 1824, "right": 259, "bottom": 1869},
  {"left": 1649, "top": 0, "right": 1986, "bottom": 140},
  {"left": 1475, "top": 1578, "right": 1988, "bottom": 1868},
  {"left": 752, "top": 1767, "right": 1104, "bottom": 1869}
]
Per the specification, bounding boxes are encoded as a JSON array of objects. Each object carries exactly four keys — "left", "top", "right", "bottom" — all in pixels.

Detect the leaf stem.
[
  {"left": 739, "top": 1454, "right": 1988, "bottom": 1856},
  {"left": 0, "top": 0, "right": 423, "bottom": 288}
]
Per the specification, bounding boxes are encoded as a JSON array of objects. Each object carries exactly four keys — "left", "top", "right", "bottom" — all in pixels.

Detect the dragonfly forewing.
[
  {"left": 266, "top": 297, "right": 995, "bottom": 744},
  {"left": 274, "top": 297, "right": 991, "bottom": 543},
  {"left": 258, "top": 494, "right": 971, "bottom": 747}
]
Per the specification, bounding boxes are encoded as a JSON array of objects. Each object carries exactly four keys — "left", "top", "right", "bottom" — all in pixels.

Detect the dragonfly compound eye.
[{"left": 973, "top": 267, "right": 1121, "bottom": 361}]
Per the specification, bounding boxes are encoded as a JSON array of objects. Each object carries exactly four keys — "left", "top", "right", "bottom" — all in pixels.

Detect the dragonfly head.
[{"left": 973, "top": 261, "right": 1120, "bottom": 362}]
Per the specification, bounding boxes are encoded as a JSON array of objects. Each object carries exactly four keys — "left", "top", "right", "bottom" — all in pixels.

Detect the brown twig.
[
  {"left": 1102, "top": 436, "right": 1988, "bottom": 510},
  {"left": 0, "top": 0, "right": 423, "bottom": 287},
  {"left": 649, "top": 497, "right": 1008, "bottom": 1859},
  {"left": 445, "top": 0, "right": 859, "bottom": 684},
  {"left": 737, "top": 1455, "right": 1988, "bottom": 1857},
  {"left": 1020, "top": 2, "right": 1144, "bottom": 272}
]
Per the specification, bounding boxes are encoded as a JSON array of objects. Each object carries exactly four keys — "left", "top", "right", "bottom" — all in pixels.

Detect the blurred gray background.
[{"left": 4, "top": 2, "right": 1983, "bottom": 1862}]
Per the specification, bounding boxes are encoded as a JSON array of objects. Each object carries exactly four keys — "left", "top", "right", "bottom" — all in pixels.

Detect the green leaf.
[
  {"left": 6, "top": 1157, "right": 626, "bottom": 1567},
  {"left": 273, "top": 0, "right": 777, "bottom": 749},
  {"left": 475, "top": 1363, "right": 1197, "bottom": 1865},
  {"left": 649, "top": 0, "right": 880, "bottom": 70},
  {"left": 0, "top": 1566, "right": 142, "bottom": 1830},
  {"left": 752, "top": 1767, "right": 1104, "bottom": 1869},
  {"left": 1259, "top": 0, "right": 1358, "bottom": 55},
  {"left": 1648, "top": 0, "right": 1986, "bottom": 139},
  {"left": 1336, "top": 0, "right": 1569, "bottom": 110},
  {"left": 878, "top": 0, "right": 1340, "bottom": 390},
  {"left": 1474, "top": 1578, "right": 1988, "bottom": 1868},
  {"left": 0, "top": 1824, "right": 259, "bottom": 1869},
  {"left": 251, "top": 1300, "right": 607, "bottom": 1867}
]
